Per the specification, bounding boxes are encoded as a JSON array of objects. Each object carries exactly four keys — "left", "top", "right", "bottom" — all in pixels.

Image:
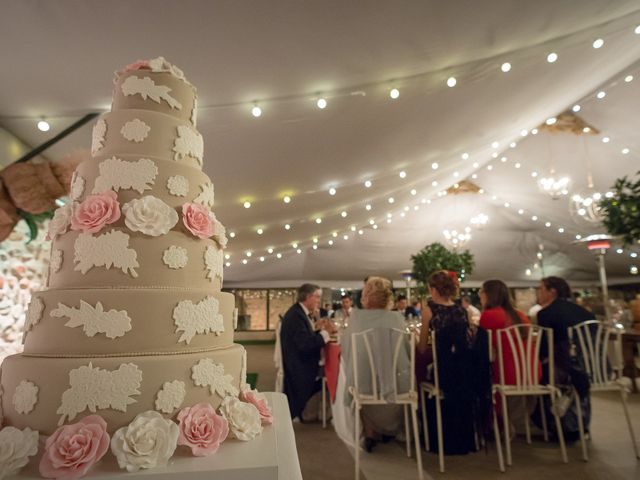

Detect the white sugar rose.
[
  {"left": 0, "top": 426, "right": 39, "bottom": 478},
  {"left": 219, "top": 396, "right": 262, "bottom": 441},
  {"left": 47, "top": 203, "right": 73, "bottom": 240},
  {"left": 122, "top": 196, "right": 178, "bottom": 237},
  {"left": 111, "top": 410, "right": 179, "bottom": 472}
]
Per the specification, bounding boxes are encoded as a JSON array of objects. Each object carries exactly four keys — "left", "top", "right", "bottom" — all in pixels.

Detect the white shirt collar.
[{"left": 299, "top": 302, "right": 310, "bottom": 316}]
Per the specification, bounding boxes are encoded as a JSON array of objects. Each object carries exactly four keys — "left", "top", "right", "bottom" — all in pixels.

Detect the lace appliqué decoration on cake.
[
  {"left": 121, "top": 76, "right": 183, "bottom": 110},
  {"left": 204, "top": 246, "right": 223, "bottom": 283},
  {"left": 50, "top": 249, "right": 63, "bottom": 274},
  {"left": 22, "top": 297, "right": 44, "bottom": 343},
  {"left": 173, "top": 125, "right": 203, "bottom": 166},
  {"left": 74, "top": 230, "right": 139, "bottom": 277},
  {"left": 173, "top": 296, "right": 224, "bottom": 344},
  {"left": 13, "top": 380, "right": 39, "bottom": 415},
  {"left": 191, "top": 359, "right": 238, "bottom": 398},
  {"left": 120, "top": 118, "right": 151, "bottom": 143},
  {"left": 70, "top": 172, "right": 85, "bottom": 201},
  {"left": 167, "top": 175, "right": 189, "bottom": 197},
  {"left": 57, "top": 362, "right": 142, "bottom": 426},
  {"left": 91, "top": 118, "right": 107, "bottom": 156},
  {"left": 163, "top": 246, "right": 188, "bottom": 269},
  {"left": 93, "top": 157, "right": 158, "bottom": 194},
  {"left": 52, "top": 300, "right": 132, "bottom": 339},
  {"left": 194, "top": 182, "right": 214, "bottom": 209},
  {"left": 191, "top": 95, "right": 197, "bottom": 127},
  {"left": 155, "top": 380, "right": 186, "bottom": 414},
  {"left": 123, "top": 196, "right": 178, "bottom": 237}
]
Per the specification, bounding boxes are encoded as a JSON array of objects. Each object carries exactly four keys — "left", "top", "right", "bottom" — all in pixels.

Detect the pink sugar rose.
[
  {"left": 176, "top": 403, "right": 229, "bottom": 456},
  {"left": 39, "top": 415, "right": 110, "bottom": 480},
  {"left": 240, "top": 389, "right": 274, "bottom": 426},
  {"left": 182, "top": 203, "right": 214, "bottom": 239},
  {"left": 124, "top": 60, "right": 150, "bottom": 72},
  {"left": 70, "top": 190, "right": 121, "bottom": 234}
]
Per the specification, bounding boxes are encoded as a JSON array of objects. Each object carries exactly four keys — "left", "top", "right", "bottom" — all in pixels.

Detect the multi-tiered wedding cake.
[{"left": 0, "top": 58, "right": 268, "bottom": 476}]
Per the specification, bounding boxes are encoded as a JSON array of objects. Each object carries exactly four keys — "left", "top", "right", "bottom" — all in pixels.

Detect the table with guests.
[{"left": 278, "top": 272, "right": 620, "bottom": 457}]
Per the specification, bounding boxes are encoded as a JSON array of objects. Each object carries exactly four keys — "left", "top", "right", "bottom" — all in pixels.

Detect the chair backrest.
[
  {"left": 496, "top": 324, "right": 553, "bottom": 391},
  {"left": 568, "top": 320, "right": 621, "bottom": 386},
  {"left": 274, "top": 320, "right": 284, "bottom": 392},
  {"left": 351, "top": 327, "right": 415, "bottom": 401}
]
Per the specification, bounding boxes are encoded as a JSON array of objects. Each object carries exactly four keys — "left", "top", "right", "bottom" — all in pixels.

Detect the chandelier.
[
  {"left": 443, "top": 227, "right": 472, "bottom": 249},
  {"left": 470, "top": 213, "right": 489, "bottom": 229},
  {"left": 537, "top": 174, "right": 571, "bottom": 199},
  {"left": 569, "top": 137, "right": 611, "bottom": 223}
]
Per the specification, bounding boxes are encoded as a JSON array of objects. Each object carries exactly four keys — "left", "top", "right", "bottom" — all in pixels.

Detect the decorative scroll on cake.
[
  {"left": 52, "top": 301, "right": 132, "bottom": 339},
  {"left": 191, "top": 359, "right": 238, "bottom": 398},
  {"left": 73, "top": 230, "right": 139, "bottom": 277},
  {"left": 57, "top": 363, "right": 143, "bottom": 425},
  {"left": 173, "top": 296, "right": 224, "bottom": 344},
  {"left": 93, "top": 157, "right": 158, "bottom": 194}
]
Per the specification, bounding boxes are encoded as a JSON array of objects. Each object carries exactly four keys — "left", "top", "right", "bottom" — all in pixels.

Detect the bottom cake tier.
[{"left": 0, "top": 343, "right": 246, "bottom": 435}]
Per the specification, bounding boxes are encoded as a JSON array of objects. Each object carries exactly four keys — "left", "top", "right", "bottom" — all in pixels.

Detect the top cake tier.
[{"left": 111, "top": 58, "right": 197, "bottom": 126}]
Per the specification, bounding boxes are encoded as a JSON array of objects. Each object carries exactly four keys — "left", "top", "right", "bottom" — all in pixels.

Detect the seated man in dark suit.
[{"left": 280, "top": 283, "right": 334, "bottom": 420}]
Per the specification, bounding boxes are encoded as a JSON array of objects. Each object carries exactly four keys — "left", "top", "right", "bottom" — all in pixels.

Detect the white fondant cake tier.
[
  {"left": 111, "top": 70, "right": 196, "bottom": 124},
  {"left": 1, "top": 343, "right": 245, "bottom": 435},
  {"left": 49, "top": 229, "right": 222, "bottom": 291},
  {"left": 91, "top": 110, "right": 203, "bottom": 170},
  {"left": 23, "top": 289, "right": 234, "bottom": 355}
]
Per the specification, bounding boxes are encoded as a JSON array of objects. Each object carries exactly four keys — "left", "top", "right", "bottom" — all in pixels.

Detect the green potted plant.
[{"left": 599, "top": 170, "right": 640, "bottom": 246}]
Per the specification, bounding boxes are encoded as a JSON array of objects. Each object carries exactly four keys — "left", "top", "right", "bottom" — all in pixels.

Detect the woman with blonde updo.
[{"left": 336, "top": 276, "right": 410, "bottom": 452}]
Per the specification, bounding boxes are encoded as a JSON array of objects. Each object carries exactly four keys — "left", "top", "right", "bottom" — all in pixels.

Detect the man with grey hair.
[{"left": 281, "top": 283, "right": 334, "bottom": 419}]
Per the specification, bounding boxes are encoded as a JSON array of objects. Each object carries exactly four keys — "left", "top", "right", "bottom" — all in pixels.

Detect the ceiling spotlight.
[
  {"left": 225, "top": 262, "right": 231, "bottom": 267},
  {"left": 520, "top": 129, "right": 528, "bottom": 136},
  {"left": 431, "top": 162, "right": 439, "bottom": 170},
  {"left": 292, "top": 242, "right": 298, "bottom": 248},
  {"left": 635, "top": 25, "right": 640, "bottom": 34},
  {"left": 515, "top": 162, "right": 521, "bottom": 168},
  {"left": 432, "top": 180, "right": 438, "bottom": 187},
  {"left": 364, "top": 180, "right": 372, "bottom": 188},
  {"left": 486, "top": 165, "right": 493, "bottom": 171},
  {"left": 558, "top": 227, "right": 565, "bottom": 233},
  {"left": 399, "top": 170, "right": 407, "bottom": 178},
  {"left": 358, "top": 229, "right": 364, "bottom": 235},
  {"left": 284, "top": 223, "right": 291, "bottom": 230},
  {"left": 546, "top": 117, "right": 557, "bottom": 125},
  {"left": 243, "top": 201, "right": 251, "bottom": 209},
  {"left": 547, "top": 52, "right": 558, "bottom": 63},
  {"left": 526, "top": 269, "right": 532, "bottom": 276},
  {"left": 283, "top": 195, "right": 291, "bottom": 203},
  {"left": 596, "top": 91, "right": 606, "bottom": 99},
  {"left": 461, "top": 153, "right": 469, "bottom": 160},
  {"left": 583, "top": 127, "right": 591, "bottom": 133},
  {"left": 625, "top": 75, "right": 634, "bottom": 83},
  {"left": 592, "top": 38, "right": 604, "bottom": 49},
  {"left": 545, "top": 222, "right": 551, "bottom": 227},
  {"left": 510, "top": 142, "right": 517, "bottom": 148},
  {"left": 602, "top": 137, "right": 610, "bottom": 143},
  {"left": 388, "top": 197, "right": 395, "bottom": 204},
  {"left": 329, "top": 187, "right": 337, "bottom": 195},
  {"left": 575, "top": 234, "right": 582, "bottom": 240},
  {"left": 531, "top": 128, "right": 538, "bottom": 135},
  {"left": 501, "top": 156, "right": 508, "bottom": 163},
  {"left": 491, "top": 141, "right": 500, "bottom": 149},
  {"left": 632, "top": 266, "right": 639, "bottom": 275},
  {"left": 242, "top": 259, "right": 248, "bottom": 265},
  {"left": 313, "top": 237, "right": 318, "bottom": 243},
  {"left": 572, "top": 104, "right": 581, "bottom": 112},
  {"left": 340, "top": 211, "right": 348, "bottom": 218},
  {"left": 37, "top": 119, "right": 50, "bottom": 132},
  {"left": 622, "top": 148, "right": 630, "bottom": 155},
  {"left": 365, "top": 204, "right": 372, "bottom": 211},
  {"left": 315, "top": 217, "right": 322, "bottom": 224},
  {"left": 267, "top": 247, "right": 274, "bottom": 254},
  {"left": 518, "top": 209, "right": 524, "bottom": 214},
  {"left": 491, "top": 152, "right": 498, "bottom": 158},
  {"left": 312, "top": 244, "right": 318, "bottom": 250},
  {"left": 453, "top": 171, "right": 460, "bottom": 177},
  {"left": 332, "top": 232, "right": 338, "bottom": 237},
  {"left": 316, "top": 98, "right": 327, "bottom": 109},
  {"left": 229, "top": 231, "right": 236, "bottom": 238},
  {"left": 410, "top": 189, "right": 417, "bottom": 196},
  {"left": 447, "top": 77, "right": 457, "bottom": 87},
  {"left": 372, "top": 224, "right": 379, "bottom": 230},
  {"left": 472, "top": 162, "right": 479, "bottom": 168},
  {"left": 532, "top": 216, "right": 538, "bottom": 221},
  {"left": 224, "top": 254, "right": 231, "bottom": 260},
  {"left": 245, "top": 251, "right": 252, "bottom": 257},
  {"left": 328, "top": 240, "right": 334, "bottom": 245},
  {"left": 256, "top": 228, "right": 264, "bottom": 235},
  {"left": 259, "top": 256, "right": 265, "bottom": 262},
  {"left": 276, "top": 253, "right": 282, "bottom": 258},
  {"left": 251, "top": 105, "right": 262, "bottom": 117},
  {"left": 296, "top": 248, "right": 302, "bottom": 254},
  {"left": 343, "top": 234, "right": 349, "bottom": 240},
  {"left": 369, "top": 219, "right": 375, "bottom": 225},
  {"left": 350, "top": 225, "right": 357, "bottom": 231},
  {"left": 389, "top": 88, "right": 400, "bottom": 99},
  {"left": 501, "top": 62, "right": 511, "bottom": 72}
]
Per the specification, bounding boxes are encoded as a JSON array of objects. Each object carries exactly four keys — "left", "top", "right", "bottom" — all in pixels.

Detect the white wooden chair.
[
  {"left": 494, "top": 324, "right": 568, "bottom": 468},
  {"left": 569, "top": 320, "right": 639, "bottom": 459},
  {"left": 350, "top": 328, "right": 423, "bottom": 480},
  {"left": 274, "top": 320, "right": 284, "bottom": 393},
  {"left": 421, "top": 329, "right": 504, "bottom": 473}
]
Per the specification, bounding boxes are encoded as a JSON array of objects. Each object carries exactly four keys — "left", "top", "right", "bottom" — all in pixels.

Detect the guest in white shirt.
[
  {"left": 461, "top": 295, "right": 481, "bottom": 326},
  {"left": 332, "top": 294, "right": 356, "bottom": 328}
]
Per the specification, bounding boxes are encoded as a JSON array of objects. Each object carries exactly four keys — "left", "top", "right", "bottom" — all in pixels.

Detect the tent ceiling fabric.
[{"left": 1, "top": 1, "right": 640, "bottom": 287}]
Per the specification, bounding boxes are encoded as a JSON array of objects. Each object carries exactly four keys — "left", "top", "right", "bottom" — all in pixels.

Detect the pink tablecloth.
[{"left": 324, "top": 343, "right": 341, "bottom": 402}]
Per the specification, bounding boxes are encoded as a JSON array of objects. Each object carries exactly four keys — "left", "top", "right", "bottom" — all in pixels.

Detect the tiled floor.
[{"left": 245, "top": 344, "right": 640, "bottom": 480}]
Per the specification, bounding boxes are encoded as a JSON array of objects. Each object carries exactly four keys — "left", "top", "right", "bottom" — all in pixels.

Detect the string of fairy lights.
[{"left": 9, "top": 22, "right": 640, "bottom": 277}]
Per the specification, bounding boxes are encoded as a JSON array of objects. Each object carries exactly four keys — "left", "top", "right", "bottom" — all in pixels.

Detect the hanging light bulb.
[
  {"left": 447, "top": 77, "right": 457, "bottom": 87},
  {"left": 251, "top": 105, "right": 262, "bottom": 117},
  {"left": 37, "top": 119, "right": 50, "bottom": 132},
  {"left": 389, "top": 88, "right": 400, "bottom": 99},
  {"left": 316, "top": 98, "right": 327, "bottom": 109}
]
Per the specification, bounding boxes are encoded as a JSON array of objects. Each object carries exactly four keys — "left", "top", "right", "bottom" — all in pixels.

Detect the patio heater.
[
  {"left": 575, "top": 234, "right": 613, "bottom": 319},
  {"left": 400, "top": 270, "right": 413, "bottom": 300}
]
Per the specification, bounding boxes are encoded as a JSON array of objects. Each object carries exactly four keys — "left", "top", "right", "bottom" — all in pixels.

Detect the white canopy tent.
[{"left": 1, "top": 0, "right": 640, "bottom": 288}]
